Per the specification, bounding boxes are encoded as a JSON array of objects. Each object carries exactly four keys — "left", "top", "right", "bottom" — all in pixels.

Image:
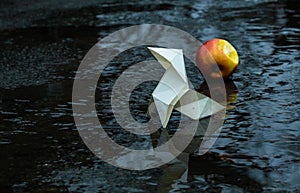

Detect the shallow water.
[{"left": 0, "top": 0, "right": 299, "bottom": 192}]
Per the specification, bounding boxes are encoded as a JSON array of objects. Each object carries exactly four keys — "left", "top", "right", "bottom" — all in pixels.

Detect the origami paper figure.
[{"left": 148, "top": 47, "right": 224, "bottom": 128}]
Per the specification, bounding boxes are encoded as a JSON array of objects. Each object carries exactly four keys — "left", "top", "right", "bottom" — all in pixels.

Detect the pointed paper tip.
[
  {"left": 147, "top": 47, "right": 155, "bottom": 51},
  {"left": 152, "top": 95, "right": 174, "bottom": 129},
  {"left": 147, "top": 47, "right": 183, "bottom": 54}
]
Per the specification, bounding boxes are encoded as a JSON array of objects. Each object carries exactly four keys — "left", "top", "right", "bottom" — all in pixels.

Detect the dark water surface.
[{"left": 1, "top": 0, "right": 299, "bottom": 192}]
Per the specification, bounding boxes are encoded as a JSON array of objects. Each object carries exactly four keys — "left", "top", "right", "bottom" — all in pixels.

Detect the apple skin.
[{"left": 196, "top": 38, "right": 239, "bottom": 79}]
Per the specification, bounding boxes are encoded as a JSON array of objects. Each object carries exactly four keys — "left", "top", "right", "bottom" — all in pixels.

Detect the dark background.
[{"left": 0, "top": 0, "right": 299, "bottom": 192}]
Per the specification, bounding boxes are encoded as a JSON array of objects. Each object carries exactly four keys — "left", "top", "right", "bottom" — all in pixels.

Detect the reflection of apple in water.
[
  {"left": 196, "top": 38, "right": 239, "bottom": 78},
  {"left": 198, "top": 79, "right": 238, "bottom": 110}
]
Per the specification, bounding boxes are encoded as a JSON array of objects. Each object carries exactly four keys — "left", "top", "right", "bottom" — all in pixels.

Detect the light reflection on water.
[{"left": 0, "top": 0, "right": 299, "bottom": 192}]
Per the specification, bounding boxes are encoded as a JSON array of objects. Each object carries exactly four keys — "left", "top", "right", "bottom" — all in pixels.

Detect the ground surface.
[{"left": 0, "top": 0, "right": 299, "bottom": 192}]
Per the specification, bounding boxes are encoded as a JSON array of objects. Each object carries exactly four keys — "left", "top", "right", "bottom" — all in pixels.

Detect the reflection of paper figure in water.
[
  {"left": 149, "top": 116, "right": 211, "bottom": 193},
  {"left": 148, "top": 98, "right": 210, "bottom": 192},
  {"left": 148, "top": 80, "right": 240, "bottom": 193}
]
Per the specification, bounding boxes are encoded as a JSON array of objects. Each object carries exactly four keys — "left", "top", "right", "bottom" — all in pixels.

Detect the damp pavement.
[{"left": 0, "top": 0, "right": 299, "bottom": 192}]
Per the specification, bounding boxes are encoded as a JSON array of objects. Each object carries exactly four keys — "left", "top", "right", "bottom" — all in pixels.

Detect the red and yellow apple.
[{"left": 196, "top": 38, "right": 239, "bottom": 79}]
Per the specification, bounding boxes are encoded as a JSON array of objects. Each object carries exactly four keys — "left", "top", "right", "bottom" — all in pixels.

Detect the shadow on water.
[
  {"left": 188, "top": 152, "right": 263, "bottom": 193},
  {"left": 0, "top": 0, "right": 299, "bottom": 192}
]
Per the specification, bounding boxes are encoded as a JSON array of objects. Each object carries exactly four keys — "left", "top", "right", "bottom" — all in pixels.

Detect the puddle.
[{"left": 0, "top": 0, "right": 299, "bottom": 192}]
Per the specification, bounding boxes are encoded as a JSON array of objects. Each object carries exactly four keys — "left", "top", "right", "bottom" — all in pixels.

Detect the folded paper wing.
[
  {"left": 148, "top": 47, "right": 224, "bottom": 128},
  {"left": 174, "top": 89, "right": 224, "bottom": 120}
]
